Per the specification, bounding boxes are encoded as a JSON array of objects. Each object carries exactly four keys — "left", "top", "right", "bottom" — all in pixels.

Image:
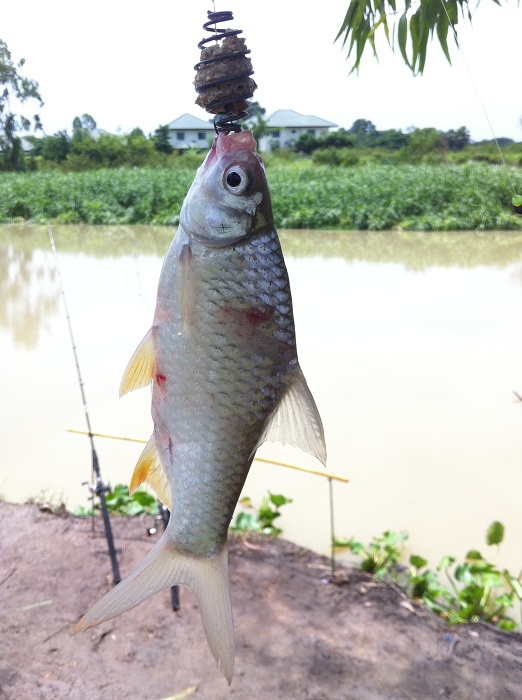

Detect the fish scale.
[
  {"left": 159, "top": 232, "right": 297, "bottom": 556},
  {"left": 72, "top": 130, "right": 326, "bottom": 684}
]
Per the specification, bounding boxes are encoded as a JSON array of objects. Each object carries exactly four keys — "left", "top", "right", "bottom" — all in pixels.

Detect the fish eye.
[{"left": 223, "top": 165, "right": 252, "bottom": 196}]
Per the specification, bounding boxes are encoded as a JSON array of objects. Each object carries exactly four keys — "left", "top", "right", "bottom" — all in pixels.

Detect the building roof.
[
  {"left": 266, "top": 109, "right": 337, "bottom": 129},
  {"left": 167, "top": 113, "right": 214, "bottom": 131}
]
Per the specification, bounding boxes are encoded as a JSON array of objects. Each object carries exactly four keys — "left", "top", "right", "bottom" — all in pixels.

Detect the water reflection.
[
  {"left": 2, "top": 224, "right": 522, "bottom": 580},
  {"left": 0, "top": 240, "right": 59, "bottom": 348},
  {"left": 279, "top": 229, "right": 522, "bottom": 269},
  {"left": 5, "top": 224, "right": 522, "bottom": 265}
]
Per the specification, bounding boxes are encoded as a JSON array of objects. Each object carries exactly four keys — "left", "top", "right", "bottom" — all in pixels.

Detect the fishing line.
[
  {"left": 47, "top": 225, "right": 95, "bottom": 451},
  {"left": 436, "top": 0, "right": 518, "bottom": 197},
  {"left": 47, "top": 223, "right": 121, "bottom": 584}
]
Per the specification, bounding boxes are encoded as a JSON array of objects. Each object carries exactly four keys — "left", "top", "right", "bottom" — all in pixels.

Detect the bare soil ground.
[{"left": 1, "top": 501, "right": 522, "bottom": 700}]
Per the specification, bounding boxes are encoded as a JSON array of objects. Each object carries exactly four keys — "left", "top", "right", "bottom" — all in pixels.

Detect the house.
[
  {"left": 259, "top": 109, "right": 337, "bottom": 152},
  {"left": 166, "top": 113, "right": 215, "bottom": 150}
]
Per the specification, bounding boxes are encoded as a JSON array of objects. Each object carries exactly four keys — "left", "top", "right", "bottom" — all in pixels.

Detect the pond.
[{"left": 2, "top": 224, "right": 522, "bottom": 574}]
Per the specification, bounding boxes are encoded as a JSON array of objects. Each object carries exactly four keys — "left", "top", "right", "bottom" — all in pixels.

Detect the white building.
[
  {"left": 259, "top": 109, "right": 337, "bottom": 152},
  {"left": 166, "top": 113, "right": 215, "bottom": 150}
]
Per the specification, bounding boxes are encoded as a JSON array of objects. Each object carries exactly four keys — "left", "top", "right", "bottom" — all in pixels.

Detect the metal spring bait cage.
[{"left": 194, "top": 10, "right": 256, "bottom": 133}]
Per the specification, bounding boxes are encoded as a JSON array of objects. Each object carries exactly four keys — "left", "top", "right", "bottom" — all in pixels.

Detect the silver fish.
[{"left": 72, "top": 129, "right": 326, "bottom": 683}]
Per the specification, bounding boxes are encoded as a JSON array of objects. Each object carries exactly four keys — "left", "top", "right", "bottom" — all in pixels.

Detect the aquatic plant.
[
  {"left": 338, "top": 521, "right": 522, "bottom": 631},
  {"left": 74, "top": 483, "right": 158, "bottom": 517},
  {"left": 230, "top": 492, "right": 293, "bottom": 537}
]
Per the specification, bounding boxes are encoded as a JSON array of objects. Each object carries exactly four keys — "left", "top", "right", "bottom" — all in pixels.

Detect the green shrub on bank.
[
  {"left": 0, "top": 161, "right": 521, "bottom": 230},
  {"left": 338, "top": 521, "right": 522, "bottom": 631}
]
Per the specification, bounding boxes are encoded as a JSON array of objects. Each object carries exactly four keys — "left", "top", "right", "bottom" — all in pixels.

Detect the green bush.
[{"left": 339, "top": 521, "right": 522, "bottom": 631}]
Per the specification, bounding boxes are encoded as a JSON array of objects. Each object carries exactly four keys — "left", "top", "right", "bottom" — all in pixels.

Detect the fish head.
[{"left": 179, "top": 130, "right": 273, "bottom": 247}]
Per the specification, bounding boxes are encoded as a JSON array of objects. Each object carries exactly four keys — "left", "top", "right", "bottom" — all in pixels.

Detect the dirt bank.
[{"left": 1, "top": 501, "right": 522, "bottom": 699}]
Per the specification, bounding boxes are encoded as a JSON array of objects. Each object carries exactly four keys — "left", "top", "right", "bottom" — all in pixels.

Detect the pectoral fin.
[
  {"left": 130, "top": 434, "right": 171, "bottom": 509},
  {"left": 120, "top": 328, "right": 155, "bottom": 397},
  {"left": 254, "top": 366, "right": 327, "bottom": 465}
]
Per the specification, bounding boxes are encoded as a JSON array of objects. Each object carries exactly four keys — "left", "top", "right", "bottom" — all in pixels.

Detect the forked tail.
[{"left": 72, "top": 536, "right": 234, "bottom": 684}]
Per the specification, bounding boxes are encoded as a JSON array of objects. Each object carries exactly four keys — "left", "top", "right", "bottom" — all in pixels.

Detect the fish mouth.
[
  {"left": 201, "top": 130, "right": 258, "bottom": 174},
  {"left": 216, "top": 130, "right": 257, "bottom": 156}
]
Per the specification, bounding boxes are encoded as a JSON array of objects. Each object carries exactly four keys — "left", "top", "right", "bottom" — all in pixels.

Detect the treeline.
[
  {"left": 291, "top": 119, "right": 472, "bottom": 153},
  {"left": 13, "top": 113, "right": 522, "bottom": 173},
  {"left": 287, "top": 119, "right": 522, "bottom": 167},
  {"left": 23, "top": 114, "right": 182, "bottom": 172}
]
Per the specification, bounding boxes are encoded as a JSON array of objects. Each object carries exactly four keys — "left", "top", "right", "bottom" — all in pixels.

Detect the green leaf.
[
  {"left": 346, "top": 538, "right": 365, "bottom": 554},
  {"left": 397, "top": 12, "right": 410, "bottom": 68},
  {"left": 454, "top": 563, "right": 472, "bottom": 581},
  {"left": 486, "top": 521, "right": 505, "bottom": 546},
  {"left": 410, "top": 13, "right": 419, "bottom": 71},
  {"left": 509, "top": 578, "right": 522, "bottom": 599},
  {"left": 438, "top": 554, "right": 456, "bottom": 569},
  {"left": 232, "top": 512, "right": 260, "bottom": 532},
  {"left": 465, "top": 549, "right": 483, "bottom": 561},
  {"left": 126, "top": 501, "right": 145, "bottom": 516},
  {"left": 498, "top": 619, "right": 516, "bottom": 632},
  {"left": 332, "top": 536, "right": 353, "bottom": 548},
  {"left": 410, "top": 554, "right": 428, "bottom": 569},
  {"left": 436, "top": 9, "right": 451, "bottom": 64},
  {"left": 269, "top": 493, "right": 293, "bottom": 508},
  {"left": 132, "top": 489, "right": 157, "bottom": 507}
]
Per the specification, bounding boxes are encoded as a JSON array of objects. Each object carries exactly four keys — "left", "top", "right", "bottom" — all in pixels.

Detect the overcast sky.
[{"left": 3, "top": 1, "right": 521, "bottom": 142}]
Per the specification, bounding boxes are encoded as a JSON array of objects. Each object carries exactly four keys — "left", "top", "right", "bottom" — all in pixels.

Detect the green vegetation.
[
  {"left": 73, "top": 486, "right": 522, "bottom": 629},
  {"left": 74, "top": 483, "right": 158, "bottom": 517},
  {"left": 1, "top": 160, "right": 521, "bottom": 230},
  {"left": 336, "top": 0, "right": 500, "bottom": 74},
  {"left": 338, "top": 521, "right": 522, "bottom": 631},
  {"left": 0, "top": 93, "right": 520, "bottom": 230},
  {"left": 230, "top": 492, "right": 293, "bottom": 537},
  {"left": 0, "top": 39, "right": 43, "bottom": 171},
  {"left": 75, "top": 484, "right": 292, "bottom": 537},
  {"left": 0, "top": 168, "right": 195, "bottom": 225}
]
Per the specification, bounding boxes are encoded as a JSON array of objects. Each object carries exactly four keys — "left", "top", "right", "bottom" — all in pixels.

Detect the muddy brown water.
[{"left": 2, "top": 225, "right": 522, "bottom": 586}]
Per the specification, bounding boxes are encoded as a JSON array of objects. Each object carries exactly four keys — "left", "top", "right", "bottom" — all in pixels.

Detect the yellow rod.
[
  {"left": 253, "top": 456, "right": 349, "bottom": 483},
  {"left": 67, "top": 428, "right": 146, "bottom": 444},
  {"left": 66, "top": 428, "right": 349, "bottom": 484}
]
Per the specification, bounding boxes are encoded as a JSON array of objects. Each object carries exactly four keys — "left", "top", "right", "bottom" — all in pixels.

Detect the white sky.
[{"left": 2, "top": 1, "right": 521, "bottom": 142}]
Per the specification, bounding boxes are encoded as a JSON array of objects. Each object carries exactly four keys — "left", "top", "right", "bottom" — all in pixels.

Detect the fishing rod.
[{"left": 47, "top": 224, "right": 121, "bottom": 585}]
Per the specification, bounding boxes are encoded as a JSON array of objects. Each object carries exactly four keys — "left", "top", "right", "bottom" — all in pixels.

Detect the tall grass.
[{"left": 0, "top": 161, "right": 521, "bottom": 230}]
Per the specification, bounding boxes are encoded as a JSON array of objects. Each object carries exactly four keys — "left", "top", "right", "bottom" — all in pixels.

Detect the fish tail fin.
[{"left": 71, "top": 536, "right": 234, "bottom": 684}]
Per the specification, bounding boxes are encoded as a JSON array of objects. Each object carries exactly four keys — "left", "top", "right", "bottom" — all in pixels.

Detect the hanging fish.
[{"left": 72, "top": 129, "right": 326, "bottom": 684}]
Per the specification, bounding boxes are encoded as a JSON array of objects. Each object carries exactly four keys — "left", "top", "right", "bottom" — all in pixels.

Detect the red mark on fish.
[{"left": 220, "top": 303, "right": 274, "bottom": 338}]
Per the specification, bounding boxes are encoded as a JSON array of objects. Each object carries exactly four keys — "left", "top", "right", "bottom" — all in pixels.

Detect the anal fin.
[{"left": 130, "top": 434, "right": 171, "bottom": 510}]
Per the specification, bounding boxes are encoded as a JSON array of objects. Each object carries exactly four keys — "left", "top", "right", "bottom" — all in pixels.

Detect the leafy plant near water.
[
  {"left": 336, "top": 521, "right": 522, "bottom": 631},
  {"left": 1, "top": 161, "right": 522, "bottom": 229},
  {"left": 230, "top": 492, "right": 293, "bottom": 537},
  {"left": 335, "top": 530, "right": 409, "bottom": 578},
  {"left": 75, "top": 485, "right": 292, "bottom": 538},
  {"left": 74, "top": 483, "right": 158, "bottom": 517}
]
